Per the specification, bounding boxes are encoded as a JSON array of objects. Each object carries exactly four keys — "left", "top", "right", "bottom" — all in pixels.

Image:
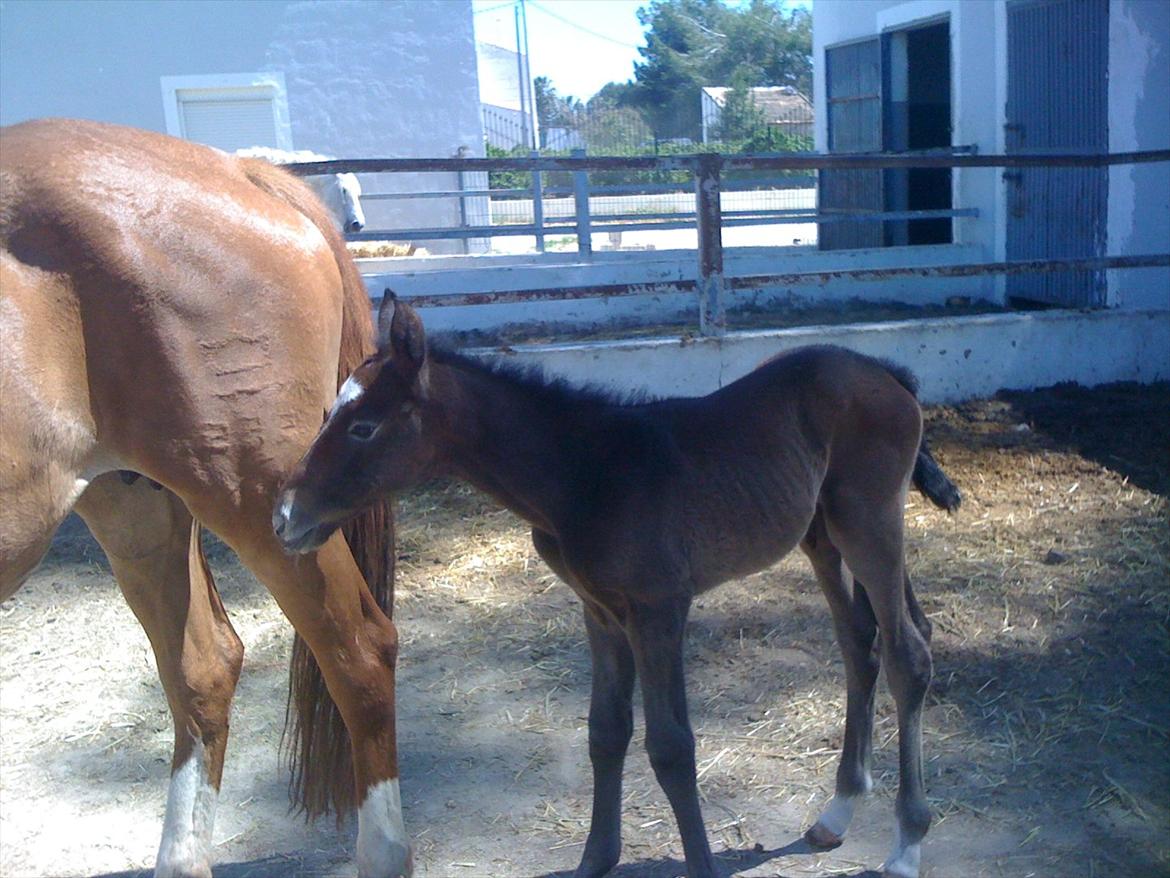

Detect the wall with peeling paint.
[{"left": 472, "top": 309, "right": 1170, "bottom": 404}]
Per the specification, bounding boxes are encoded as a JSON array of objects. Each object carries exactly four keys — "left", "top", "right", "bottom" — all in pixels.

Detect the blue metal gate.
[{"left": 1006, "top": 0, "right": 1109, "bottom": 306}]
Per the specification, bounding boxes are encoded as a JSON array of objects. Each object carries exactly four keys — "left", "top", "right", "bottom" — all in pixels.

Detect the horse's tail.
[
  {"left": 879, "top": 358, "right": 963, "bottom": 514},
  {"left": 238, "top": 157, "right": 396, "bottom": 821}
]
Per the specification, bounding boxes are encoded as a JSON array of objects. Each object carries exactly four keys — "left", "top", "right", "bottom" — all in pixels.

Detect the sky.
[{"left": 472, "top": 0, "right": 811, "bottom": 104}]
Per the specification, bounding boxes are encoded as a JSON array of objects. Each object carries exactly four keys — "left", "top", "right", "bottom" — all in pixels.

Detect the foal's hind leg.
[
  {"left": 75, "top": 474, "right": 243, "bottom": 878},
  {"left": 800, "top": 509, "right": 880, "bottom": 850},
  {"left": 823, "top": 497, "right": 932, "bottom": 878}
]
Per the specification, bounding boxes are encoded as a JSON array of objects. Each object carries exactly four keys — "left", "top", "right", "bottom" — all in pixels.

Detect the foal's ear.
[
  {"left": 376, "top": 289, "right": 397, "bottom": 351},
  {"left": 378, "top": 288, "right": 427, "bottom": 372}
]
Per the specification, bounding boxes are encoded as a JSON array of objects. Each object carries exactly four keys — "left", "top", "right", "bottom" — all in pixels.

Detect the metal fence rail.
[{"left": 291, "top": 149, "right": 1170, "bottom": 335}]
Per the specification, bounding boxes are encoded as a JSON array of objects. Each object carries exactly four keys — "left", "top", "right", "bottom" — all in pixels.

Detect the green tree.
[
  {"left": 627, "top": 0, "right": 811, "bottom": 142},
  {"left": 534, "top": 75, "right": 585, "bottom": 148}
]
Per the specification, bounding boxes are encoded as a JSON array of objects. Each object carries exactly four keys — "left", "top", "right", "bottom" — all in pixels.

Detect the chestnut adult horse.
[
  {"left": 276, "top": 295, "right": 962, "bottom": 878},
  {"left": 0, "top": 120, "right": 409, "bottom": 878}
]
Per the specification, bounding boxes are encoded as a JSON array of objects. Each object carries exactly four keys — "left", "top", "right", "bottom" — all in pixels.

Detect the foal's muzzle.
[{"left": 272, "top": 490, "right": 335, "bottom": 554}]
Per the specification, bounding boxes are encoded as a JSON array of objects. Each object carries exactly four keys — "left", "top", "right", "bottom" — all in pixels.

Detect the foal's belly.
[{"left": 684, "top": 481, "right": 818, "bottom": 593}]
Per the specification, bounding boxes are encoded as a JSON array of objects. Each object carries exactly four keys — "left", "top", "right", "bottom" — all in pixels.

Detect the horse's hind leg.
[
  {"left": 75, "top": 474, "right": 243, "bottom": 878},
  {"left": 800, "top": 509, "right": 880, "bottom": 849},
  {"left": 822, "top": 496, "right": 932, "bottom": 878}
]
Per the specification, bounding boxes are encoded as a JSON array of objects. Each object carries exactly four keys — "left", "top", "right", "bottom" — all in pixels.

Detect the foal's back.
[{"left": 639, "top": 346, "right": 924, "bottom": 591}]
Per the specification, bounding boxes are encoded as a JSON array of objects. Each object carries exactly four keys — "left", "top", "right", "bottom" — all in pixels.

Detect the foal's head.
[{"left": 274, "top": 294, "right": 432, "bottom": 553}]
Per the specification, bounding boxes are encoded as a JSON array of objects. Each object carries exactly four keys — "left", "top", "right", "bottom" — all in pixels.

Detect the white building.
[
  {"left": 0, "top": 0, "right": 486, "bottom": 253},
  {"left": 477, "top": 41, "right": 538, "bottom": 151},
  {"left": 813, "top": 0, "right": 1169, "bottom": 311}
]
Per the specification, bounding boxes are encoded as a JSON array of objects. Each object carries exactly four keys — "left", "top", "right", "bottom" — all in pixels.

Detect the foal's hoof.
[{"left": 803, "top": 821, "right": 845, "bottom": 850}]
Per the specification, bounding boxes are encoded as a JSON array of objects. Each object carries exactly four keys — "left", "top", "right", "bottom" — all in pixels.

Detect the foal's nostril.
[{"left": 348, "top": 220, "right": 363, "bottom": 233}]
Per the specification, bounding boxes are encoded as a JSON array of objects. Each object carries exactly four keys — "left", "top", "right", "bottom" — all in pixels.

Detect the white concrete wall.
[
  {"left": 472, "top": 309, "right": 1170, "bottom": 404},
  {"left": 0, "top": 0, "right": 483, "bottom": 254},
  {"left": 365, "top": 243, "right": 991, "bottom": 334}
]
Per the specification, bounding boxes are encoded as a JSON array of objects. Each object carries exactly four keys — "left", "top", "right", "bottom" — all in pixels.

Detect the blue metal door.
[
  {"left": 820, "top": 38, "right": 884, "bottom": 250},
  {"left": 1006, "top": 0, "right": 1108, "bottom": 306}
]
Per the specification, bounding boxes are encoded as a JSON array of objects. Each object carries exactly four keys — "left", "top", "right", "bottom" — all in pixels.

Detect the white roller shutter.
[
  {"left": 177, "top": 89, "right": 280, "bottom": 151},
  {"left": 179, "top": 95, "right": 280, "bottom": 151}
]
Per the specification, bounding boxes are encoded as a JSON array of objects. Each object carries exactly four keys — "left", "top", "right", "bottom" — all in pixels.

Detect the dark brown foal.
[{"left": 274, "top": 294, "right": 961, "bottom": 878}]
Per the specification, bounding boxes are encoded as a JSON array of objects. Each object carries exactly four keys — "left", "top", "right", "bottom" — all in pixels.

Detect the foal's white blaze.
[
  {"left": 331, "top": 373, "right": 366, "bottom": 417},
  {"left": 356, "top": 777, "right": 411, "bottom": 878},
  {"left": 881, "top": 824, "right": 922, "bottom": 878},
  {"left": 816, "top": 793, "right": 860, "bottom": 838},
  {"left": 155, "top": 739, "right": 217, "bottom": 878}
]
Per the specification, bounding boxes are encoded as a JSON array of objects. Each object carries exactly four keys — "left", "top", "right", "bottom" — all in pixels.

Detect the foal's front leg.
[
  {"left": 627, "top": 597, "right": 718, "bottom": 878},
  {"left": 576, "top": 606, "right": 636, "bottom": 878}
]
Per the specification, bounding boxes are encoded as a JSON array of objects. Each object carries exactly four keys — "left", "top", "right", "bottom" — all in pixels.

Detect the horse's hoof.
[{"left": 803, "top": 822, "right": 844, "bottom": 850}]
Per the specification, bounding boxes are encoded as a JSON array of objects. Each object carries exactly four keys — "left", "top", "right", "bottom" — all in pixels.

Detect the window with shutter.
[{"left": 161, "top": 74, "right": 292, "bottom": 152}]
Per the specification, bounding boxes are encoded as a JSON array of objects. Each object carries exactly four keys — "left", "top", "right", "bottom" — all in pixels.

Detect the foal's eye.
[{"left": 348, "top": 421, "right": 379, "bottom": 441}]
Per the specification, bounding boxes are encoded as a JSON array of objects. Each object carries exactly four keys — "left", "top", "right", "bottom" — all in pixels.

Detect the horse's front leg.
[
  {"left": 627, "top": 596, "right": 718, "bottom": 878},
  {"left": 576, "top": 604, "right": 636, "bottom": 878}
]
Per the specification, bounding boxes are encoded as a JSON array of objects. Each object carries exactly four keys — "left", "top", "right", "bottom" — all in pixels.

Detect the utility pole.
[
  {"left": 519, "top": 0, "right": 536, "bottom": 149},
  {"left": 514, "top": 4, "right": 531, "bottom": 150}
]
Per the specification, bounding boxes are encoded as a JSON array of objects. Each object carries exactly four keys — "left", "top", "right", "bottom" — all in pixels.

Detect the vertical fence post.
[
  {"left": 695, "top": 153, "right": 726, "bottom": 335},
  {"left": 456, "top": 145, "right": 470, "bottom": 255},
  {"left": 530, "top": 149, "right": 545, "bottom": 254},
  {"left": 572, "top": 148, "right": 592, "bottom": 258}
]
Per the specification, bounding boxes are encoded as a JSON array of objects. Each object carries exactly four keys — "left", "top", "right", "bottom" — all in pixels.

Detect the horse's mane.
[{"left": 429, "top": 343, "right": 658, "bottom": 410}]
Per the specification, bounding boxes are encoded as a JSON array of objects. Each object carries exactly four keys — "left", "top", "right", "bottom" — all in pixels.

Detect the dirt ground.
[{"left": 1, "top": 382, "right": 1167, "bottom": 878}]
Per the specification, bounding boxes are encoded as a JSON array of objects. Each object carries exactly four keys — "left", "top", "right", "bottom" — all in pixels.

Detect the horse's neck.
[{"left": 433, "top": 361, "right": 593, "bottom": 535}]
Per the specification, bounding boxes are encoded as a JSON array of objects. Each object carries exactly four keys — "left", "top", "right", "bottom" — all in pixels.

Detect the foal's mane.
[{"left": 429, "top": 343, "right": 658, "bottom": 411}]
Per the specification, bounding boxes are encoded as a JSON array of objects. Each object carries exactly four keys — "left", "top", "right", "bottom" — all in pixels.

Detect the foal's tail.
[
  {"left": 241, "top": 157, "right": 397, "bottom": 821},
  {"left": 880, "top": 358, "right": 963, "bottom": 513},
  {"left": 912, "top": 442, "right": 962, "bottom": 512}
]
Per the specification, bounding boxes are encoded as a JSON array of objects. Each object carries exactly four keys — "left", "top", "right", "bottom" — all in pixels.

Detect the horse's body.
[
  {"left": 236, "top": 146, "right": 366, "bottom": 233},
  {"left": 276, "top": 296, "right": 961, "bottom": 878},
  {"left": 0, "top": 119, "right": 408, "bottom": 878}
]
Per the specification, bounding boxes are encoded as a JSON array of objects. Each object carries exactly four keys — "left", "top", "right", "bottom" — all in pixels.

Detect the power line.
[
  {"left": 527, "top": 1, "right": 644, "bottom": 50},
  {"left": 474, "top": 1, "right": 516, "bottom": 16}
]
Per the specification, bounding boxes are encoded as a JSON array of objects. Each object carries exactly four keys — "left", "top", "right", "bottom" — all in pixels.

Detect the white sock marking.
[
  {"left": 881, "top": 823, "right": 922, "bottom": 878},
  {"left": 817, "top": 793, "right": 860, "bottom": 837},
  {"left": 357, "top": 777, "right": 412, "bottom": 878},
  {"left": 155, "top": 739, "right": 217, "bottom": 878}
]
